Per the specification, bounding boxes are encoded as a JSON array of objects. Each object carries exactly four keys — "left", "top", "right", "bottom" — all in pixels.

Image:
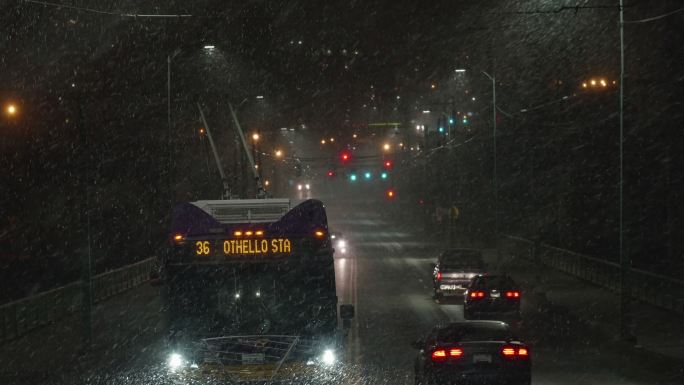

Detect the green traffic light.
[
  {"left": 364, "top": 172, "right": 372, "bottom": 180},
  {"left": 380, "top": 172, "right": 388, "bottom": 179},
  {"left": 349, "top": 174, "right": 357, "bottom": 182}
]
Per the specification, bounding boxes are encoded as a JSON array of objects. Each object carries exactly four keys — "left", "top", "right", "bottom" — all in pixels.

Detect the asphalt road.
[
  {"left": 326, "top": 200, "right": 684, "bottom": 385},
  {"left": 3, "top": 198, "right": 683, "bottom": 384}
]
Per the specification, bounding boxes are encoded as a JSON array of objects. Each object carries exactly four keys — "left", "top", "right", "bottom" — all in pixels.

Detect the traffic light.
[
  {"left": 448, "top": 117, "right": 454, "bottom": 125},
  {"left": 386, "top": 188, "right": 395, "bottom": 199},
  {"left": 380, "top": 172, "right": 388, "bottom": 179},
  {"left": 383, "top": 160, "right": 393, "bottom": 169},
  {"left": 340, "top": 151, "right": 351, "bottom": 163},
  {"left": 327, "top": 170, "right": 335, "bottom": 177},
  {"left": 349, "top": 173, "right": 357, "bottom": 182},
  {"left": 364, "top": 171, "right": 372, "bottom": 180}
]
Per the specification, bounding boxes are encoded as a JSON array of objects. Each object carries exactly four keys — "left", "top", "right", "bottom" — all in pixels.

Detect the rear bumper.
[
  {"left": 435, "top": 280, "right": 471, "bottom": 295},
  {"left": 426, "top": 367, "right": 530, "bottom": 385}
]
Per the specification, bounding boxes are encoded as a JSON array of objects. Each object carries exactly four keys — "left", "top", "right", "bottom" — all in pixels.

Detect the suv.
[
  {"left": 432, "top": 249, "right": 486, "bottom": 298},
  {"left": 464, "top": 275, "right": 521, "bottom": 320}
]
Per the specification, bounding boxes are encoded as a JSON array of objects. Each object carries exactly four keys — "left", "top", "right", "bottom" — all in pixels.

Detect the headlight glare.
[
  {"left": 168, "top": 352, "right": 184, "bottom": 370},
  {"left": 321, "top": 349, "right": 335, "bottom": 365}
]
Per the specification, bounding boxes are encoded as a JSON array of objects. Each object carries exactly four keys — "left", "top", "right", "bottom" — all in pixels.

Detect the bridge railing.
[
  {"left": 502, "top": 235, "right": 684, "bottom": 315},
  {"left": 0, "top": 257, "right": 155, "bottom": 344}
]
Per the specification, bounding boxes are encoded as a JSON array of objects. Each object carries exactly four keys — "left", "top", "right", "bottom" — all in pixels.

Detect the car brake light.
[
  {"left": 172, "top": 234, "right": 184, "bottom": 243},
  {"left": 469, "top": 291, "right": 485, "bottom": 298},
  {"left": 431, "top": 349, "right": 447, "bottom": 362},
  {"left": 505, "top": 291, "right": 520, "bottom": 298},
  {"left": 501, "top": 347, "right": 516, "bottom": 356},
  {"left": 436, "top": 271, "right": 442, "bottom": 281},
  {"left": 501, "top": 345, "right": 529, "bottom": 358},
  {"left": 449, "top": 348, "right": 463, "bottom": 357},
  {"left": 314, "top": 230, "right": 325, "bottom": 238}
]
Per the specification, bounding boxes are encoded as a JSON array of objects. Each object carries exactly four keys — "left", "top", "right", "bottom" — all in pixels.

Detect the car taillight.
[
  {"left": 505, "top": 291, "right": 521, "bottom": 298},
  {"left": 436, "top": 271, "right": 442, "bottom": 281},
  {"left": 469, "top": 291, "right": 486, "bottom": 298},
  {"left": 501, "top": 345, "right": 529, "bottom": 358},
  {"left": 431, "top": 349, "right": 447, "bottom": 363},
  {"left": 431, "top": 347, "right": 463, "bottom": 363}
]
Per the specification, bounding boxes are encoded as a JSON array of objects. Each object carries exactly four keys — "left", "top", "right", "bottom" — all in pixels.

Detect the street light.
[
  {"left": 274, "top": 149, "right": 283, "bottom": 158},
  {"left": 4, "top": 103, "right": 17, "bottom": 117},
  {"left": 252, "top": 133, "right": 260, "bottom": 142},
  {"left": 383, "top": 143, "right": 391, "bottom": 152}
]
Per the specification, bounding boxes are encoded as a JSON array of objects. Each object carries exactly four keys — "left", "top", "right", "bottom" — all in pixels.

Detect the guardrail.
[
  {"left": 0, "top": 257, "right": 155, "bottom": 344},
  {"left": 502, "top": 235, "right": 684, "bottom": 315}
]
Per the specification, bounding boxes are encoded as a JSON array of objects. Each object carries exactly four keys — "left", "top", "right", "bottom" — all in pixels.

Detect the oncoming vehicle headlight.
[
  {"left": 167, "top": 352, "right": 185, "bottom": 371},
  {"left": 337, "top": 240, "right": 346, "bottom": 249},
  {"left": 321, "top": 349, "right": 336, "bottom": 365}
]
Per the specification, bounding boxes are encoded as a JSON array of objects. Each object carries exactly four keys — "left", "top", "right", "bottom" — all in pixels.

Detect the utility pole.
[
  {"left": 482, "top": 71, "right": 499, "bottom": 271},
  {"left": 618, "top": 0, "right": 633, "bottom": 344}
]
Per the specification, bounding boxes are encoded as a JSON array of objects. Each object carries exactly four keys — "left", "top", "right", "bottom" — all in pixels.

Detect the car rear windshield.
[
  {"left": 471, "top": 276, "right": 517, "bottom": 289},
  {"left": 434, "top": 324, "right": 511, "bottom": 342}
]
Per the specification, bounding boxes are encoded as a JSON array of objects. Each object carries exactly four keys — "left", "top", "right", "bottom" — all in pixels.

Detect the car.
[
  {"left": 433, "top": 249, "right": 486, "bottom": 298},
  {"left": 463, "top": 275, "right": 521, "bottom": 320},
  {"left": 331, "top": 231, "right": 347, "bottom": 254},
  {"left": 413, "top": 321, "right": 531, "bottom": 385}
]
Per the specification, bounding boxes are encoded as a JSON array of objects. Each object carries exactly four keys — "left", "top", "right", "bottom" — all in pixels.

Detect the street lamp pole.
[
  {"left": 482, "top": 71, "right": 499, "bottom": 270},
  {"left": 618, "top": 0, "right": 632, "bottom": 343}
]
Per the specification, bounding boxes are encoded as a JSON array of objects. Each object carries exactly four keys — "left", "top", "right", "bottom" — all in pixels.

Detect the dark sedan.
[
  {"left": 463, "top": 275, "right": 521, "bottom": 320},
  {"left": 413, "top": 321, "right": 531, "bottom": 385},
  {"left": 433, "top": 249, "right": 486, "bottom": 298}
]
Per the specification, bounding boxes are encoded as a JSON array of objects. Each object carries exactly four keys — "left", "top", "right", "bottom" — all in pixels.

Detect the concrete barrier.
[
  {"left": 502, "top": 235, "right": 684, "bottom": 315},
  {"left": 0, "top": 257, "right": 155, "bottom": 344}
]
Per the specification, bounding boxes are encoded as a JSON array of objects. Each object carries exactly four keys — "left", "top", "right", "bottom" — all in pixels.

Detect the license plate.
[
  {"left": 473, "top": 354, "right": 492, "bottom": 363},
  {"left": 440, "top": 285, "right": 457, "bottom": 290},
  {"left": 242, "top": 353, "right": 265, "bottom": 364},
  {"left": 490, "top": 291, "right": 501, "bottom": 298}
]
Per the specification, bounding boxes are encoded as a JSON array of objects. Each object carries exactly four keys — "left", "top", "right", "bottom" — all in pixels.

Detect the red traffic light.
[
  {"left": 383, "top": 160, "right": 393, "bottom": 169},
  {"left": 386, "top": 189, "right": 395, "bottom": 199},
  {"left": 340, "top": 151, "right": 351, "bottom": 163},
  {"left": 327, "top": 170, "right": 335, "bottom": 177}
]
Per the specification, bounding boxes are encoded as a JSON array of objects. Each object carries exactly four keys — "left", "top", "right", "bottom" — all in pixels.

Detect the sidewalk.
[
  {"left": 489, "top": 247, "right": 684, "bottom": 364},
  {"left": 0, "top": 283, "right": 165, "bottom": 384}
]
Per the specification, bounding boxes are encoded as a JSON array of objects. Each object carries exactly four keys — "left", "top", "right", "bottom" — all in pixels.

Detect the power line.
[
  {"left": 23, "top": 0, "right": 192, "bottom": 18},
  {"left": 624, "top": 6, "right": 684, "bottom": 23}
]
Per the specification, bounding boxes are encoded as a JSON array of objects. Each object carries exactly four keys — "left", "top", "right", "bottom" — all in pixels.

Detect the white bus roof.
[{"left": 190, "top": 199, "right": 291, "bottom": 224}]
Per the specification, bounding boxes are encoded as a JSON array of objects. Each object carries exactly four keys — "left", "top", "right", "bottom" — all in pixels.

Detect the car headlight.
[
  {"left": 305, "top": 183, "right": 311, "bottom": 190},
  {"left": 321, "top": 349, "right": 336, "bottom": 365},
  {"left": 337, "top": 240, "right": 346, "bottom": 249},
  {"left": 297, "top": 184, "right": 303, "bottom": 191},
  {"left": 168, "top": 352, "right": 184, "bottom": 371}
]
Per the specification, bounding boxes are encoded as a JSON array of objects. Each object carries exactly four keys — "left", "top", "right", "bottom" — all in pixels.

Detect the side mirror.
[
  {"left": 340, "top": 304, "right": 355, "bottom": 321},
  {"left": 411, "top": 339, "right": 425, "bottom": 349}
]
